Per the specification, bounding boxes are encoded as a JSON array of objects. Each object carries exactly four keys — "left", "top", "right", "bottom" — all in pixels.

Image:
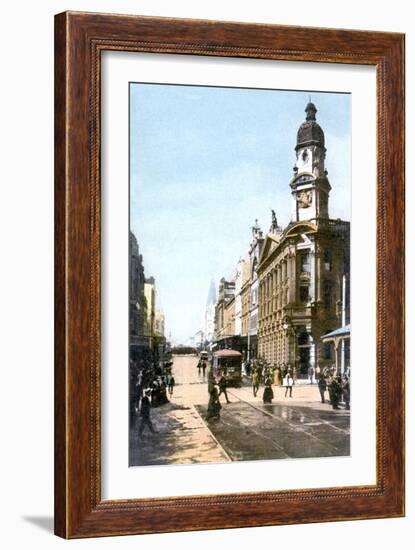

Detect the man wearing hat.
[{"left": 138, "top": 388, "right": 157, "bottom": 436}]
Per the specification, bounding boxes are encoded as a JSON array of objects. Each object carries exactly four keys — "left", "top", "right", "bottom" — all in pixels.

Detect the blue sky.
[{"left": 130, "top": 83, "right": 351, "bottom": 343}]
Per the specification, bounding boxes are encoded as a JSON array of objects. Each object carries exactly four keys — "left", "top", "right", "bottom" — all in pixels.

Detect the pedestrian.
[
  {"left": 252, "top": 368, "right": 260, "bottom": 397},
  {"left": 263, "top": 377, "right": 274, "bottom": 404},
  {"left": 283, "top": 369, "right": 294, "bottom": 397},
  {"left": 318, "top": 375, "right": 327, "bottom": 403},
  {"left": 273, "top": 365, "right": 282, "bottom": 386},
  {"left": 259, "top": 365, "right": 265, "bottom": 385},
  {"left": 207, "top": 366, "right": 215, "bottom": 392},
  {"left": 217, "top": 371, "right": 230, "bottom": 404},
  {"left": 246, "top": 360, "right": 251, "bottom": 378},
  {"left": 135, "top": 369, "right": 144, "bottom": 411},
  {"left": 202, "top": 361, "right": 207, "bottom": 377},
  {"left": 342, "top": 374, "right": 350, "bottom": 410},
  {"left": 138, "top": 388, "right": 157, "bottom": 436},
  {"left": 160, "top": 379, "right": 169, "bottom": 404},
  {"left": 328, "top": 375, "right": 342, "bottom": 409},
  {"left": 308, "top": 365, "right": 314, "bottom": 384},
  {"left": 197, "top": 360, "right": 202, "bottom": 376},
  {"left": 206, "top": 386, "right": 222, "bottom": 421},
  {"left": 152, "top": 377, "right": 169, "bottom": 406},
  {"left": 168, "top": 374, "right": 175, "bottom": 396}
]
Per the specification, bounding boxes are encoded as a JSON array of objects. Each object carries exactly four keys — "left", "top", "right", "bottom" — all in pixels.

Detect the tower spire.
[
  {"left": 305, "top": 101, "right": 317, "bottom": 121},
  {"left": 206, "top": 279, "right": 216, "bottom": 306},
  {"left": 290, "top": 102, "right": 331, "bottom": 222}
]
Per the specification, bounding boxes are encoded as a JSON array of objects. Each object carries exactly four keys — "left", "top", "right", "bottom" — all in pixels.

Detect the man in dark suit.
[
  {"left": 217, "top": 372, "right": 230, "bottom": 404},
  {"left": 138, "top": 388, "right": 157, "bottom": 436}
]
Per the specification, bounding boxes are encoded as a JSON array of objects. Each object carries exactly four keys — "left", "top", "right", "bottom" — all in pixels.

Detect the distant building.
[
  {"left": 153, "top": 308, "right": 167, "bottom": 361},
  {"left": 223, "top": 297, "right": 236, "bottom": 340},
  {"left": 247, "top": 220, "right": 264, "bottom": 360},
  {"left": 212, "top": 223, "right": 265, "bottom": 358},
  {"left": 154, "top": 309, "right": 165, "bottom": 338},
  {"left": 204, "top": 279, "right": 216, "bottom": 344},
  {"left": 144, "top": 276, "right": 156, "bottom": 348},
  {"left": 241, "top": 275, "right": 251, "bottom": 343},
  {"left": 234, "top": 258, "right": 249, "bottom": 336},
  {"left": 214, "top": 278, "right": 235, "bottom": 347},
  {"left": 256, "top": 102, "right": 350, "bottom": 378}
]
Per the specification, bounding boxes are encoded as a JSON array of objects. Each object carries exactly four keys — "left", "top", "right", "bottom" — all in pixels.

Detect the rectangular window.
[
  {"left": 323, "top": 341, "right": 332, "bottom": 360},
  {"left": 301, "top": 251, "right": 311, "bottom": 273},
  {"left": 300, "top": 285, "right": 309, "bottom": 303},
  {"left": 323, "top": 280, "right": 332, "bottom": 309},
  {"left": 324, "top": 250, "right": 332, "bottom": 271}
]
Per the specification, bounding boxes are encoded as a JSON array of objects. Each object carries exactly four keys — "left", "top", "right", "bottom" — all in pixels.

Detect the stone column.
[
  {"left": 310, "top": 245, "right": 316, "bottom": 302},
  {"left": 309, "top": 337, "right": 316, "bottom": 382},
  {"left": 259, "top": 281, "right": 263, "bottom": 318},
  {"left": 316, "top": 245, "right": 322, "bottom": 302},
  {"left": 272, "top": 269, "right": 276, "bottom": 313},
  {"left": 289, "top": 251, "right": 296, "bottom": 303},
  {"left": 334, "top": 339, "right": 339, "bottom": 373}
]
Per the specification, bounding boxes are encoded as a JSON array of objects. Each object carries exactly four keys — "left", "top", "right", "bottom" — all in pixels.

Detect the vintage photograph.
[{"left": 128, "top": 83, "right": 351, "bottom": 467}]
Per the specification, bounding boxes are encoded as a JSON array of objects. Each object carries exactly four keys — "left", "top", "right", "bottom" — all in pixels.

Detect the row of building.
[
  {"left": 129, "top": 231, "right": 166, "bottom": 364},
  {"left": 205, "top": 102, "right": 350, "bottom": 380}
]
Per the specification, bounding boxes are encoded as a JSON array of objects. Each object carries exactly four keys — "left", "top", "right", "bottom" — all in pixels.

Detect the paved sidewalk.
[{"left": 129, "top": 398, "right": 230, "bottom": 466}]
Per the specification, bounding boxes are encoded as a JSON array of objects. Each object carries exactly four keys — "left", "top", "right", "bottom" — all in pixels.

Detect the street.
[{"left": 129, "top": 354, "right": 350, "bottom": 467}]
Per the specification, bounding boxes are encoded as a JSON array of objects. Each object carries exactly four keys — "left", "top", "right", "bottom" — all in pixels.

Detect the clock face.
[{"left": 297, "top": 190, "right": 312, "bottom": 208}]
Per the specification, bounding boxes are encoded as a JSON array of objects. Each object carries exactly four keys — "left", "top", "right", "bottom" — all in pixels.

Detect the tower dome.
[
  {"left": 296, "top": 102, "right": 325, "bottom": 151},
  {"left": 129, "top": 230, "right": 139, "bottom": 257}
]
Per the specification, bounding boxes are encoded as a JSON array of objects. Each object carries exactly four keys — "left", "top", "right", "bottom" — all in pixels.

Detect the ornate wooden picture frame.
[{"left": 54, "top": 11, "right": 405, "bottom": 538}]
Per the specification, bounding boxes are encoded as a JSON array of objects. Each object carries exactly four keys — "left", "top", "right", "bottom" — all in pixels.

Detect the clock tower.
[{"left": 290, "top": 102, "right": 331, "bottom": 222}]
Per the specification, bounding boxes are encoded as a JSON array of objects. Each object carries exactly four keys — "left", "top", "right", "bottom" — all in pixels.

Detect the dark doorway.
[{"left": 297, "top": 328, "right": 310, "bottom": 378}]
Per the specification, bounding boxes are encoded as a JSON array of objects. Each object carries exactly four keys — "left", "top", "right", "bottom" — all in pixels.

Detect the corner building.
[{"left": 257, "top": 102, "right": 350, "bottom": 379}]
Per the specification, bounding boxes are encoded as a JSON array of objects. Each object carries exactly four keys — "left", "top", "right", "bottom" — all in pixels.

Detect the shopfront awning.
[{"left": 321, "top": 324, "right": 351, "bottom": 341}]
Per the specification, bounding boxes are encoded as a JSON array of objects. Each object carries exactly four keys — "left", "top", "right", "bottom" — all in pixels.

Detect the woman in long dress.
[
  {"left": 273, "top": 366, "right": 282, "bottom": 386},
  {"left": 206, "top": 386, "right": 222, "bottom": 420},
  {"left": 263, "top": 377, "right": 274, "bottom": 404}
]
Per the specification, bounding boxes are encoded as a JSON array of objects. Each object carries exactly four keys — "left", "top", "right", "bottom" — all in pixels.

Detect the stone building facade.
[
  {"left": 223, "top": 297, "right": 236, "bottom": 340},
  {"left": 234, "top": 258, "right": 248, "bottom": 337},
  {"left": 241, "top": 278, "right": 251, "bottom": 338},
  {"left": 144, "top": 276, "right": 156, "bottom": 348},
  {"left": 214, "top": 278, "right": 236, "bottom": 345},
  {"left": 257, "top": 102, "right": 350, "bottom": 378},
  {"left": 129, "top": 231, "right": 148, "bottom": 360},
  {"left": 246, "top": 221, "right": 264, "bottom": 360}
]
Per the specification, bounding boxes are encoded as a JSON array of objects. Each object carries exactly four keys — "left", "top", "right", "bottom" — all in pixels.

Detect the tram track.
[
  {"left": 225, "top": 388, "right": 344, "bottom": 454},
  {"left": 234, "top": 384, "right": 350, "bottom": 435}
]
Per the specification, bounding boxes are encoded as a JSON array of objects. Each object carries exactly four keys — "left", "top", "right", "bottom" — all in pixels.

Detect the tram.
[
  {"left": 199, "top": 350, "right": 209, "bottom": 361},
  {"left": 212, "top": 349, "right": 242, "bottom": 387}
]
